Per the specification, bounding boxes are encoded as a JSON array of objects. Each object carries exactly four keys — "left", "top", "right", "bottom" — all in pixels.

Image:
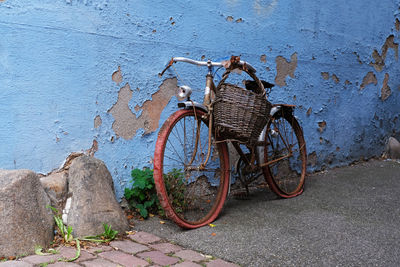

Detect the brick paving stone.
[
  {"left": 57, "top": 246, "right": 96, "bottom": 262},
  {"left": 99, "top": 250, "right": 149, "bottom": 266},
  {"left": 21, "top": 254, "right": 60, "bottom": 265},
  {"left": 149, "top": 242, "right": 183, "bottom": 254},
  {"left": 173, "top": 261, "right": 203, "bottom": 267},
  {"left": 47, "top": 262, "right": 82, "bottom": 267},
  {"left": 128, "top": 232, "right": 161, "bottom": 244},
  {"left": 137, "top": 251, "right": 179, "bottom": 266},
  {"left": 81, "top": 258, "right": 120, "bottom": 267},
  {"left": 110, "top": 240, "right": 149, "bottom": 254},
  {"left": 0, "top": 261, "right": 33, "bottom": 267},
  {"left": 206, "top": 259, "right": 240, "bottom": 267},
  {"left": 83, "top": 245, "right": 113, "bottom": 254},
  {"left": 174, "top": 250, "right": 206, "bottom": 262}
]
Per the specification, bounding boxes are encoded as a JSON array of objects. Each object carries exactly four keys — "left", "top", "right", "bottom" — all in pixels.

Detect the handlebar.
[{"left": 159, "top": 56, "right": 257, "bottom": 77}]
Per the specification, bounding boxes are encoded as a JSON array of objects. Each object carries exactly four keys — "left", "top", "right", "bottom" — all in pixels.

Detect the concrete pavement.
[{"left": 134, "top": 159, "right": 400, "bottom": 266}]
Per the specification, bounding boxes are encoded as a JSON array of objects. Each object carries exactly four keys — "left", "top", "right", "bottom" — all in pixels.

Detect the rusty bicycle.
[{"left": 153, "top": 56, "right": 307, "bottom": 229}]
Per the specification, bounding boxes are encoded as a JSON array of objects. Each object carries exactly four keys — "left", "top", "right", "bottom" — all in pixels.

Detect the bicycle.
[{"left": 153, "top": 56, "right": 307, "bottom": 229}]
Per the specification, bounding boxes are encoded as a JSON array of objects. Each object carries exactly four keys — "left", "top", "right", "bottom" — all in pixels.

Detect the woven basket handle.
[{"left": 216, "top": 57, "right": 265, "bottom": 96}]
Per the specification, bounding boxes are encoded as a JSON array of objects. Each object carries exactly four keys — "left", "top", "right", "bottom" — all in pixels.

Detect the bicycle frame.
[{"left": 159, "top": 56, "right": 297, "bottom": 173}]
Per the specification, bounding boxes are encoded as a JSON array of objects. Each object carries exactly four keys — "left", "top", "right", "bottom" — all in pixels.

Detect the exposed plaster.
[
  {"left": 112, "top": 66, "right": 123, "bottom": 84},
  {"left": 135, "top": 78, "right": 178, "bottom": 135},
  {"left": 396, "top": 18, "right": 400, "bottom": 31},
  {"left": 275, "top": 53, "right": 297, "bottom": 87},
  {"left": 109, "top": 83, "right": 137, "bottom": 139},
  {"left": 360, "top": 71, "right": 377, "bottom": 90},
  {"left": 331, "top": 74, "right": 339, "bottom": 84},
  {"left": 321, "top": 72, "right": 330, "bottom": 80},
  {"left": 109, "top": 78, "right": 178, "bottom": 139},
  {"left": 370, "top": 35, "right": 399, "bottom": 72},
  {"left": 321, "top": 72, "right": 339, "bottom": 83},
  {"left": 86, "top": 140, "right": 98, "bottom": 156},
  {"left": 260, "top": 54, "right": 266, "bottom": 63},
  {"left": 306, "top": 107, "right": 312, "bottom": 116},
  {"left": 94, "top": 115, "right": 102, "bottom": 128},
  {"left": 318, "top": 121, "right": 327, "bottom": 133},
  {"left": 381, "top": 73, "right": 391, "bottom": 101}
]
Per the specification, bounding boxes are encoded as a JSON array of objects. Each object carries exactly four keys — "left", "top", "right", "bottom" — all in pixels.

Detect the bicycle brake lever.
[{"left": 159, "top": 58, "right": 175, "bottom": 77}]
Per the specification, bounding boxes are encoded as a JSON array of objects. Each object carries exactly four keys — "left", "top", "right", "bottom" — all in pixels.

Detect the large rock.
[
  {"left": 0, "top": 170, "right": 54, "bottom": 257},
  {"left": 66, "top": 156, "right": 129, "bottom": 237},
  {"left": 40, "top": 171, "right": 68, "bottom": 212},
  {"left": 385, "top": 137, "right": 400, "bottom": 159}
]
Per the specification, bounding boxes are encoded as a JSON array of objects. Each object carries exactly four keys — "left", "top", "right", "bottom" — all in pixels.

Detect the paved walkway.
[{"left": 0, "top": 231, "right": 239, "bottom": 267}]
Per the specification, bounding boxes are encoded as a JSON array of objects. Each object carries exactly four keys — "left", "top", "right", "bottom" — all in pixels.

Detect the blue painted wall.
[{"left": 1, "top": 0, "right": 399, "bottom": 199}]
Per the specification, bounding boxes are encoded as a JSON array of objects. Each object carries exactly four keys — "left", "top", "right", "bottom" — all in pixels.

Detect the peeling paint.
[
  {"left": 381, "top": 73, "right": 391, "bottom": 101},
  {"left": 260, "top": 54, "right": 266, "bottom": 63},
  {"left": 94, "top": 115, "right": 102, "bottom": 128},
  {"left": 360, "top": 71, "right": 377, "bottom": 90},
  {"left": 109, "top": 79, "right": 178, "bottom": 139},
  {"left": 321, "top": 72, "right": 330, "bottom": 80},
  {"left": 112, "top": 66, "right": 123, "bottom": 84},
  {"left": 135, "top": 78, "right": 178, "bottom": 135},
  {"left": 306, "top": 107, "right": 312, "bottom": 116},
  {"left": 396, "top": 18, "right": 400, "bottom": 31},
  {"left": 275, "top": 53, "right": 297, "bottom": 87},
  {"left": 370, "top": 35, "right": 399, "bottom": 72},
  {"left": 331, "top": 74, "right": 339, "bottom": 84},
  {"left": 86, "top": 140, "right": 98, "bottom": 156},
  {"left": 318, "top": 121, "right": 327, "bottom": 133},
  {"left": 226, "top": 16, "right": 234, "bottom": 22}
]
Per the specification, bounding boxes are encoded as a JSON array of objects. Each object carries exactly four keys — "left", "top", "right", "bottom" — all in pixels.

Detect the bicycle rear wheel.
[
  {"left": 153, "top": 109, "right": 230, "bottom": 229},
  {"left": 262, "top": 108, "right": 307, "bottom": 198}
]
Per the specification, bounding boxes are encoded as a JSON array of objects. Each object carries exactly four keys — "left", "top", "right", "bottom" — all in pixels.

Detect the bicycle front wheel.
[
  {"left": 153, "top": 109, "right": 230, "bottom": 229},
  {"left": 262, "top": 108, "right": 307, "bottom": 198}
]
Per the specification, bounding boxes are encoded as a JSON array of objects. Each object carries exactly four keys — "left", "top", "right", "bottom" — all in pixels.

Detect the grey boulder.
[
  {"left": 0, "top": 170, "right": 54, "bottom": 257},
  {"left": 66, "top": 156, "right": 129, "bottom": 237}
]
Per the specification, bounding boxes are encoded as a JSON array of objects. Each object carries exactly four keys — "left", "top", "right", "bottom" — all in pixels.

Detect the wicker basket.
[{"left": 213, "top": 82, "right": 272, "bottom": 145}]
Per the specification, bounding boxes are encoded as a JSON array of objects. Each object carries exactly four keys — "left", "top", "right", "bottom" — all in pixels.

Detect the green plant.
[
  {"left": 81, "top": 223, "right": 118, "bottom": 243},
  {"left": 124, "top": 167, "right": 187, "bottom": 218},
  {"left": 46, "top": 205, "right": 73, "bottom": 242},
  {"left": 124, "top": 168, "right": 159, "bottom": 218}
]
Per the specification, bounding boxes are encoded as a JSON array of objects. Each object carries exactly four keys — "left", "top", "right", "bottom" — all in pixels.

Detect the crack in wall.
[
  {"left": 108, "top": 78, "right": 178, "bottom": 139},
  {"left": 275, "top": 53, "right": 297, "bottom": 87}
]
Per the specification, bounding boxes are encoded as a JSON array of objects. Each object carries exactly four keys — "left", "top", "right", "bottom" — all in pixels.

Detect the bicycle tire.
[
  {"left": 153, "top": 109, "right": 230, "bottom": 229},
  {"left": 262, "top": 109, "right": 307, "bottom": 198}
]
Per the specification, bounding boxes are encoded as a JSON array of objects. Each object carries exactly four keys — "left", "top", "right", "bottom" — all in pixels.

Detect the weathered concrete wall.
[{"left": 1, "top": 0, "right": 399, "bottom": 199}]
